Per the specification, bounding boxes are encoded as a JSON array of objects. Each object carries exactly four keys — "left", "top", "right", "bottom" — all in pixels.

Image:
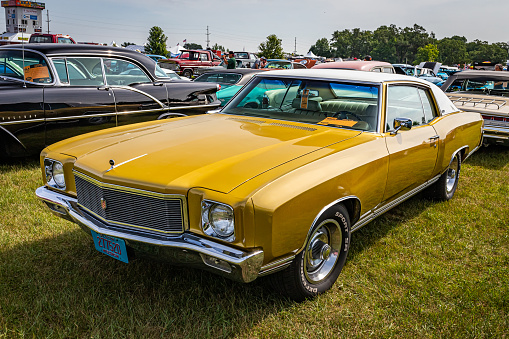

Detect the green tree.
[
  {"left": 396, "top": 24, "right": 434, "bottom": 64},
  {"left": 212, "top": 43, "right": 226, "bottom": 52},
  {"left": 145, "top": 26, "right": 168, "bottom": 56},
  {"left": 330, "top": 28, "right": 373, "bottom": 59},
  {"left": 371, "top": 25, "right": 398, "bottom": 63},
  {"left": 258, "top": 34, "right": 284, "bottom": 59},
  {"left": 309, "top": 38, "right": 331, "bottom": 58},
  {"left": 415, "top": 44, "right": 439, "bottom": 64},
  {"left": 184, "top": 42, "right": 203, "bottom": 50},
  {"left": 121, "top": 42, "right": 135, "bottom": 48},
  {"left": 437, "top": 36, "right": 468, "bottom": 65}
]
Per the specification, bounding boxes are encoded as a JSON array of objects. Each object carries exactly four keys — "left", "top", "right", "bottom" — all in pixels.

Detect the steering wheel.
[{"left": 333, "top": 110, "right": 364, "bottom": 121}]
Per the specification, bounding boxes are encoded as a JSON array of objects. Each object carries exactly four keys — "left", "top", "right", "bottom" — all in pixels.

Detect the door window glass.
[
  {"left": 56, "top": 57, "right": 105, "bottom": 86},
  {"left": 103, "top": 58, "right": 151, "bottom": 86},
  {"left": 386, "top": 85, "right": 426, "bottom": 131}
]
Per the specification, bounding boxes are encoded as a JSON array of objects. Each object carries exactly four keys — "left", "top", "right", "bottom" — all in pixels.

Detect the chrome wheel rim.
[
  {"left": 304, "top": 219, "right": 342, "bottom": 284},
  {"left": 446, "top": 156, "right": 459, "bottom": 193}
]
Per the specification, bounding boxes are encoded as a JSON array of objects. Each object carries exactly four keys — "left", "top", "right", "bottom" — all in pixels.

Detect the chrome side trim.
[
  {"left": 258, "top": 255, "right": 296, "bottom": 276},
  {"left": 352, "top": 174, "right": 441, "bottom": 232},
  {"left": 109, "top": 85, "right": 165, "bottom": 108},
  {"left": 36, "top": 186, "right": 264, "bottom": 283},
  {"left": 0, "top": 118, "right": 45, "bottom": 125},
  {"left": 168, "top": 103, "right": 220, "bottom": 111}
]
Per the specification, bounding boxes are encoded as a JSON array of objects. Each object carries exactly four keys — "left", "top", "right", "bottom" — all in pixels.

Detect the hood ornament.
[{"left": 106, "top": 159, "right": 115, "bottom": 173}]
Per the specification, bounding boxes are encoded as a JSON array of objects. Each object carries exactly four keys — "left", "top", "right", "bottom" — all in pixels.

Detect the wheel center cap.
[{"left": 321, "top": 244, "right": 332, "bottom": 260}]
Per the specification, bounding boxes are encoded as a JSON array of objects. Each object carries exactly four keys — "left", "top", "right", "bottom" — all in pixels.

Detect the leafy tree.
[
  {"left": 437, "top": 36, "right": 468, "bottom": 65},
  {"left": 309, "top": 38, "right": 331, "bottom": 58},
  {"left": 371, "top": 25, "right": 398, "bottom": 63},
  {"left": 330, "top": 28, "right": 373, "bottom": 59},
  {"left": 415, "top": 44, "right": 439, "bottom": 64},
  {"left": 258, "top": 34, "right": 284, "bottom": 59},
  {"left": 121, "top": 42, "right": 135, "bottom": 48},
  {"left": 396, "top": 24, "right": 434, "bottom": 64},
  {"left": 467, "top": 40, "right": 508, "bottom": 63},
  {"left": 212, "top": 43, "right": 226, "bottom": 52},
  {"left": 184, "top": 42, "right": 203, "bottom": 50},
  {"left": 330, "top": 29, "right": 352, "bottom": 58},
  {"left": 145, "top": 26, "right": 168, "bottom": 56}
]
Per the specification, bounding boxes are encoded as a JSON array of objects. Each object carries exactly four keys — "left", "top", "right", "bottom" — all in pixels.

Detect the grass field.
[{"left": 0, "top": 146, "right": 508, "bottom": 338}]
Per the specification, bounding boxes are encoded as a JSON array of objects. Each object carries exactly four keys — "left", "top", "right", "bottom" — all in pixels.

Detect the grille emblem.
[{"left": 101, "top": 198, "right": 107, "bottom": 210}]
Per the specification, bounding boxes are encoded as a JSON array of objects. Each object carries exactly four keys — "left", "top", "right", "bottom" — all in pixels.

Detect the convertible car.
[
  {"left": 36, "top": 70, "right": 482, "bottom": 301},
  {"left": 0, "top": 44, "right": 220, "bottom": 157},
  {"left": 441, "top": 70, "right": 509, "bottom": 146}
]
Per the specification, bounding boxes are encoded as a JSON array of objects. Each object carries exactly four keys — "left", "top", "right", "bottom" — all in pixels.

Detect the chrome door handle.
[{"left": 429, "top": 135, "right": 439, "bottom": 141}]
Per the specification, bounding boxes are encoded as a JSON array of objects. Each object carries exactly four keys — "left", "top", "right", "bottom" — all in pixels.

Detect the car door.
[
  {"left": 0, "top": 49, "right": 46, "bottom": 156},
  {"left": 382, "top": 83, "right": 439, "bottom": 202},
  {"left": 44, "top": 57, "right": 117, "bottom": 146},
  {"left": 103, "top": 57, "right": 169, "bottom": 126}
]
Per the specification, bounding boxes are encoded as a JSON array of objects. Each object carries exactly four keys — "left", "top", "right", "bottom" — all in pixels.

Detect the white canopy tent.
[{"left": 305, "top": 51, "right": 318, "bottom": 58}]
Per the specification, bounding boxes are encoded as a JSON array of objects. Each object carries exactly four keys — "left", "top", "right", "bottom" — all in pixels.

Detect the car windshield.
[
  {"left": 266, "top": 61, "right": 292, "bottom": 69},
  {"left": 446, "top": 78, "right": 509, "bottom": 96},
  {"left": 221, "top": 77, "right": 380, "bottom": 132}
]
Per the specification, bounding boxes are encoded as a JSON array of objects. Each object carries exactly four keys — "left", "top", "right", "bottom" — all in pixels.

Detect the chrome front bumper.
[{"left": 36, "top": 186, "right": 264, "bottom": 283}]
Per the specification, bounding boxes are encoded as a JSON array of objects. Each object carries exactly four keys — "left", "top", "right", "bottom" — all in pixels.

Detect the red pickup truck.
[
  {"left": 158, "top": 50, "right": 222, "bottom": 78},
  {"left": 29, "top": 34, "right": 76, "bottom": 44}
]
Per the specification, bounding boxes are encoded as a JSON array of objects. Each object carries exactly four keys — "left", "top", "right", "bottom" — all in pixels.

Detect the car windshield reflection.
[{"left": 221, "top": 77, "right": 380, "bottom": 131}]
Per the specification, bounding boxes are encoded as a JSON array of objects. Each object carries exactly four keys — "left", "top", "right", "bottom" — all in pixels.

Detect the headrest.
[{"left": 291, "top": 97, "right": 322, "bottom": 111}]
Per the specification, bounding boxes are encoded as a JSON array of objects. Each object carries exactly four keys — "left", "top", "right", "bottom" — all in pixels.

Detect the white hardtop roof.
[{"left": 258, "top": 68, "right": 432, "bottom": 85}]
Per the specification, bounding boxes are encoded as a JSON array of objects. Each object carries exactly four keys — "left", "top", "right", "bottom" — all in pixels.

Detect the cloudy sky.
[{"left": 2, "top": 0, "right": 508, "bottom": 53}]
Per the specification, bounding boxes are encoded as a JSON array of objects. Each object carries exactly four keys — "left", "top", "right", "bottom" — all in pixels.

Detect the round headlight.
[
  {"left": 209, "top": 204, "right": 234, "bottom": 237},
  {"left": 52, "top": 161, "right": 65, "bottom": 188}
]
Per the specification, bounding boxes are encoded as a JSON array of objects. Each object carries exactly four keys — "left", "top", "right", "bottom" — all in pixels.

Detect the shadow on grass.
[
  {"left": 0, "top": 226, "right": 293, "bottom": 338},
  {"left": 0, "top": 155, "right": 39, "bottom": 173}
]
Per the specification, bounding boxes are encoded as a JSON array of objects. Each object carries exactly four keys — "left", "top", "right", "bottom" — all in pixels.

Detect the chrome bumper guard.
[{"left": 36, "top": 186, "right": 264, "bottom": 283}]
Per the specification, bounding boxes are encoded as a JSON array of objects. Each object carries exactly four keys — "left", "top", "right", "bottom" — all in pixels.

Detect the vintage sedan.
[
  {"left": 193, "top": 69, "right": 266, "bottom": 106},
  {"left": 0, "top": 44, "right": 220, "bottom": 157},
  {"left": 313, "top": 60, "right": 395, "bottom": 73},
  {"left": 36, "top": 70, "right": 482, "bottom": 301},
  {"left": 441, "top": 70, "right": 509, "bottom": 146}
]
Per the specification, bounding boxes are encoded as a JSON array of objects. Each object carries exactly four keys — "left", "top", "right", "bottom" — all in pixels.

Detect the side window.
[
  {"left": 63, "top": 57, "right": 104, "bottom": 86},
  {"left": 418, "top": 88, "right": 438, "bottom": 123},
  {"left": 200, "top": 53, "right": 208, "bottom": 62},
  {"left": 0, "top": 50, "right": 52, "bottom": 83},
  {"left": 386, "top": 85, "right": 426, "bottom": 131},
  {"left": 103, "top": 58, "right": 151, "bottom": 86},
  {"left": 52, "top": 58, "right": 68, "bottom": 83}
]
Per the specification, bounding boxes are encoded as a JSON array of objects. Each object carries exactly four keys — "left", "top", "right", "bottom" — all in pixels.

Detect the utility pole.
[
  {"left": 46, "top": 10, "right": 50, "bottom": 34},
  {"left": 294, "top": 37, "right": 297, "bottom": 55},
  {"left": 206, "top": 26, "right": 210, "bottom": 49}
]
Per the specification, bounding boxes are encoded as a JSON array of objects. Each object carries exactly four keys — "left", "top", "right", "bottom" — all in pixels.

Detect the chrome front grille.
[{"left": 74, "top": 172, "right": 186, "bottom": 235}]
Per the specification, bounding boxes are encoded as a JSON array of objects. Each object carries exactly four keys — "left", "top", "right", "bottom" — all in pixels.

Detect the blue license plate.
[{"left": 91, "top": 230, "right": 129, "bottom": 263}]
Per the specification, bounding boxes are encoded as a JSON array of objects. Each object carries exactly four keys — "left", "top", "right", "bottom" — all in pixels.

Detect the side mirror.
[{"left": 391, "top": 117, "right": 413, "bottom": 135}]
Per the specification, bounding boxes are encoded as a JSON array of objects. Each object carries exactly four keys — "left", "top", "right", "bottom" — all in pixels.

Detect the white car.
[
  {"left": 162, "top": 68, "right": 190, "bottom": 81},
  {"left": 234, "top": 52, "right": 258, "bottom": 68}
]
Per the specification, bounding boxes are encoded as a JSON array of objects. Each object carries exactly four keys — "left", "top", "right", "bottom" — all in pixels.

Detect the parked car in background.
[
  {"left": 312, "top": 60, "right": 395, "bottom": 73},
  {"left": 193, "top": 69, "right": 266, "bottom": 106},
  {"left": 193, "top": 59, "right": 244, "bottom": 77},
  {"left": 234, "top": 52, "right": 258, "bottom": 68},
  {"left": 162, "top": 68, "right": 191, "bottom": 81},
  {"left": 393, "top": 64, "right": 444, "bottom": 85},
  {"left": 29, "top": 33, "right": 76, "bottom": 44},
  {"left": 0, "top": 44, "right": 220, "bottom": 157},
  {"left": 36, "top": 69, "right": 482, "bottom": 301},
  {"left": 145, "top": 54, "right": 167, "bottom": 62},
  {"left": 441, "top": 70, "right": 509, "bottom": 146},
  {"left": 265, "top": 59, "right": 307, "bottom": 69},
  {"left": 158, "top": 49, "right": 222, "bottom": 78}
]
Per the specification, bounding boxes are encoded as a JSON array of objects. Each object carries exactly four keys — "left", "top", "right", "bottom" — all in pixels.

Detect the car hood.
[{"left": 50, "top": 114, "right": 362, "bottom": 194}]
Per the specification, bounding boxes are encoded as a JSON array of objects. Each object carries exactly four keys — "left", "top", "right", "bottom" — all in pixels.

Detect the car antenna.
[{"left": 22, "top": 31, "right": 26, "bottom": 88}]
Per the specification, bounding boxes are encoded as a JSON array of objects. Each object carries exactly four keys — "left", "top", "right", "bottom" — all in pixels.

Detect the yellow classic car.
[{"left": 36, "top": 69, "right": 483, "bottom": 301}]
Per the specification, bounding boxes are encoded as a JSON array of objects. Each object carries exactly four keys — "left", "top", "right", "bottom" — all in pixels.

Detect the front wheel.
[
  {"left": 267, "top": 205, "right": 351, "bottom": 301},
  {"left": 427, "top": 152, "right": 461, "bottom": 201},
  {"left": 182, "top": 69, "right": 193, "bottom": 79}
]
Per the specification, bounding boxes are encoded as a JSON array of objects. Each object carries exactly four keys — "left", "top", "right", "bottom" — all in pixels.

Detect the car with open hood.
[
  {"left": 441, "top": 70, "right": 509, "bottom": 146},
  {"left": 36, "top": 69, "right": 483, "bottom": 301},
  {"left": 0, "top": 44, "right": 220, "bottom": 157}
]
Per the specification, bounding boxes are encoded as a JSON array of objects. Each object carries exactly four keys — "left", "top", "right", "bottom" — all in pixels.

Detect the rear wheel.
[
  {"left": 268, "top": 204, "right": 351, "bottom": 301},
  {"left": 427, "top": 152, "right": 461, "bottom": 201}
]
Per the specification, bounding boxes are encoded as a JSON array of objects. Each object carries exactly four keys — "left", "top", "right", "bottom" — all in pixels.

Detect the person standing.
[
  {"left": 224, "top": 51, "right": 236, "bottom": 69},
  {"left": 252, "top": 56, "right": 267, "bottom": 69}
]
